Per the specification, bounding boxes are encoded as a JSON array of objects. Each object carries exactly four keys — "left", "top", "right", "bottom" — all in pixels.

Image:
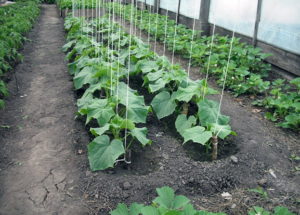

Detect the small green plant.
[
  {"left": 110, "top": 186, "right": 226, "bottom": 215},
  {"left": 248, "top": 206, "right": 295, "bottom": 215},
  {"left": 248, "top": 187, "right": 268, "bottom": 199}
]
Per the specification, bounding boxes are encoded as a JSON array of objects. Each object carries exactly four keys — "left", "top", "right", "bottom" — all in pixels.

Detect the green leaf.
[
  {"left": 62, "top": 39, "right": 76, "bottom": 52},
  {"left": 111, "top": 115, "right": 136, "bottom": 130},
  {"left": 209, "top": 123, "right": 234, "bottom": 139},
  {"left": 0, "top": 99, "right": 4, "bottom": 109},
  {"left": 198, "top": 99, "right": 230, "bottom": 127},
  {"left": 175, "top": 114, "right": 197, "bottom": 136},
  {"left": 198, "top": 211, "right": 227, "bottom": 215},
  {"left": 149, "top": 78, "right": 167, "bottom": 93},
  {"left": 146, "top": 70, "right": 164, "bottom": 82},
  {"left": 90, "top": 124, "right": 110, "bottom": 136},
  {"left": 248, "top": 207, "right": 270, "bottom": 215},
  {"left": 83, "top": 99, "right": 115, "bottom": 126},
  {"left": 141, "top": 206, "right": 160, "bottom": 215},
  {"left": 173, "top": 80, "right": 218, "bottom": 103},
  {"left": 140, "top": 60, "right": 159, "bottom": 74},
  {"left": 273, "top": 206, "right": 295, "bottom": 215},
  {"left": 182, "top": 126, "right": 212, "bottom": 145},
  {"left": 111, "top": 203, "right": 129, "bottom": 215},
  {"left": 151, "top": 91, "right": 176, "bottom": 119},
  {"left": 110, "top": 203, "right": 144, "bottom": 215},
  {"left": 154, "top": 186, "right": 190, "bottom": 210},
  {"left": 131, "top": 127, "right": 151, "bottom": 146},
  {"left": 182, "top": 204, "right": 197, "bottom": 215},
  {"left": 74, "top": 66, "right": 96, "bottom": 89},
  {"left": 88, "top": 135, "right": 125, "bottom": 171},
  {"left": 116, "top": 82, "right": 149, "bottom": 123}
]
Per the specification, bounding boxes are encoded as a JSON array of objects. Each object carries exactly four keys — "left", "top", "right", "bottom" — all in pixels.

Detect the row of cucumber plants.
[
  {"left": 111, "top": 186, "right": 296, "bottom": 215},
  {"left": 63, "top": 15, "right": 235, "bottom": 170},
  {"left": 106, "top": 2, "right": 272, "bottom": 97},
  {"left": 63, "top": 16, "right": 152, "bottom": 171},
  {"left": 106, "top": 2, "right": 300, "bottom": 131},
  {"left": 0, "top": 0, "right": 40, "bottom": 108}
]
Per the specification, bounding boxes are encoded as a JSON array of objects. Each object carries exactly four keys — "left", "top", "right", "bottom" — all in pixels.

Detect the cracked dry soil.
[{"left": 0, "top": 5, "right": 89, "bottom": 215}]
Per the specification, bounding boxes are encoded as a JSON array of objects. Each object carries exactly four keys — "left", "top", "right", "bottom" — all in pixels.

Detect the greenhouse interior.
[{"left": 0, "top": 0, "right": 299, "bottom": 214}]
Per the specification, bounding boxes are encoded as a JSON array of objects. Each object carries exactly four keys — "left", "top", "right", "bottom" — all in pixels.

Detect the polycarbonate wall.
[
  {"left": 180, "top": 0, "right": 201, "bottom": 19},
  {"left": 209, "top": 0, "right": 257, "bottom": 37},
  {"left": 139, "top": 0, "right": 300, "bottom": 54},
  {"left": 160, "top": 0, "right": 179, "bottom": 12},
  {"left": 137, "top": 0, "right": 154, "bottom": 6},
  {"left": 257, "top": 0, "right": 300, "bottom": 54},
  {"left": 145, "top": 0, "right": 154, "bottom": 6}
]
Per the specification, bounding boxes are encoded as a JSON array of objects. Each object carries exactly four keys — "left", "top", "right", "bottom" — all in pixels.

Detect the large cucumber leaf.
[
  {"left": 175, "top": 114, "right": 197, "bottom": 137},
  {"left": 88, "top": 135, "right": 125, "bottom": 171},
  {"left": 74, "top": 66, "right": 97, "bottom": 89},
  {"left": 173, "top": 80, "right": 218, "bottom": 103},
  {"left": 182, "top": 126, "right": 212, "bottom": 145},
  {"left": 197, "top": 99, "right": 230, "bottom": 126},
  {"left": 116, "top": 82, "right": 150, "bottom": 123},
  {"left": 131, "top": 127, "right": 151, "bottom": 146},
  {"left": 151, "top": 91, "right": 176, "bottom": 119}
]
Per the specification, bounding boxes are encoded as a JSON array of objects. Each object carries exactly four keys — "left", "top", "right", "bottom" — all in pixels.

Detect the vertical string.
[
  {"left": 147, "top": 1, "right": 151, "bottom": 44},
  {"left": 171, "top": 1, "right": 180, "bottom": 65},
  {"left": 162, "top": 7, "right": 169, "bottom": 58},
  {"left": 139, "top": 0, "right": 144, "bottom": 38},
  {"left": 214, "top": 0, "right": 241, "bottom": 132},
  {"left": 186, "top": 8, "right": 197, "bottom": 82},
  {"left": 153, "top": 1, "right": 159, "bottom": 52},
  {"left": 124, "top": 0, "right": 134, "bottom": 164}
]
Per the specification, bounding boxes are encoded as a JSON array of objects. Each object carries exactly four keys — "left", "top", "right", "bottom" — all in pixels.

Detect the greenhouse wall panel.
[
  {"left": 209, "top": 0, "right": 257, "bottom": 37},
  {"left": 160, "top": 0, "right": 179, "bottom": 12},
  {"left": 179, "top": 0, "right": 201, "bottom": 19},
  {"left": 137, "top": 0, "right": 154, "bottom": 6},
  {"left": 146, "top": 0, "right": 154, "bottom": 6},
  {"left": 257, "top": 0, "right": 300, "bottom": 54}
]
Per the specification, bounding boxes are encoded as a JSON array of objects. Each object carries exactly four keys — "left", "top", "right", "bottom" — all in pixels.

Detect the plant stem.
[
  {"left": 181, "top": 102, "right": 189, "bottom": 115},
  {"left": 211, "top": 135, "right": 218, "bottom": 160}
]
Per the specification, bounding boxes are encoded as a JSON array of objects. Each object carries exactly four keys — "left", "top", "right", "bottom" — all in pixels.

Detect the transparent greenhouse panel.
[
  {"left": 257, "top": 0, "right": 300, "bottom": 54},
  {"left": 160, "top": 0, "right": 179, "bottom": 12},
  {"left": 209, "top": 0, "right": 257, "bottom": 37},
  {"left": 137, "top": 0, "right": 154, "bottom": 6},
  {"left": 180, "top": 0, "right": 201, "bottom": 19},
  {"left": 146, "top": 0, "right": 154, "bottom": 6}
]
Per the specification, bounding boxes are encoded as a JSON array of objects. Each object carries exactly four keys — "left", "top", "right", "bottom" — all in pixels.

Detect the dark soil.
[
  {"left": 0, "top": 5, "right": 299, "bottom": 215},
  {"left": 75, "top": 14, "right": 300, "bottom": 215}
]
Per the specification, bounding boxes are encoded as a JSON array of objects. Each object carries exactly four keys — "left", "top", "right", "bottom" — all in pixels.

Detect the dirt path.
[{"left": 0, "top": 5, "right": 89, "bottom": 215}]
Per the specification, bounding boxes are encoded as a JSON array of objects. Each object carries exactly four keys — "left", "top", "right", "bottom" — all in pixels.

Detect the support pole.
[
  {"left": 252, "top": 0, "right": 262, "bottom": 46},
  {"left": 154, "top": 0, "right": 160, "bottom": 13},
  {"left": 176, "top": 0, "right": 181, "bottom": 24},
  {"left": 199, "top": 0, "right": 211, "bottom": 35}
]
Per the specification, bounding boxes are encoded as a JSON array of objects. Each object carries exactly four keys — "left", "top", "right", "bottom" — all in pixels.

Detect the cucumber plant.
[
  {"left": 111, "top": 186, "right": 226, "bottom": 215},
  {"left": 110, "top": 186, "right": 296, "bottom": 215}
]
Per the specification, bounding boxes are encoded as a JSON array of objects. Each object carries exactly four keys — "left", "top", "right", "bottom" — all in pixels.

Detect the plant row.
[
  {"left": 63, "top": 15, "right": 236, "bottom": 170},
  {"left": 0, "top": 0, "right": 40, "bottom": 108},
  {"left": 110, "top": 186, "right": 296, "bottom": 215},
  {"left": 57, "top": 0, "right": 96, "bottom": 10},
  {"left": 106, "top": 2, "right": 300, "bottom": 130}
]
